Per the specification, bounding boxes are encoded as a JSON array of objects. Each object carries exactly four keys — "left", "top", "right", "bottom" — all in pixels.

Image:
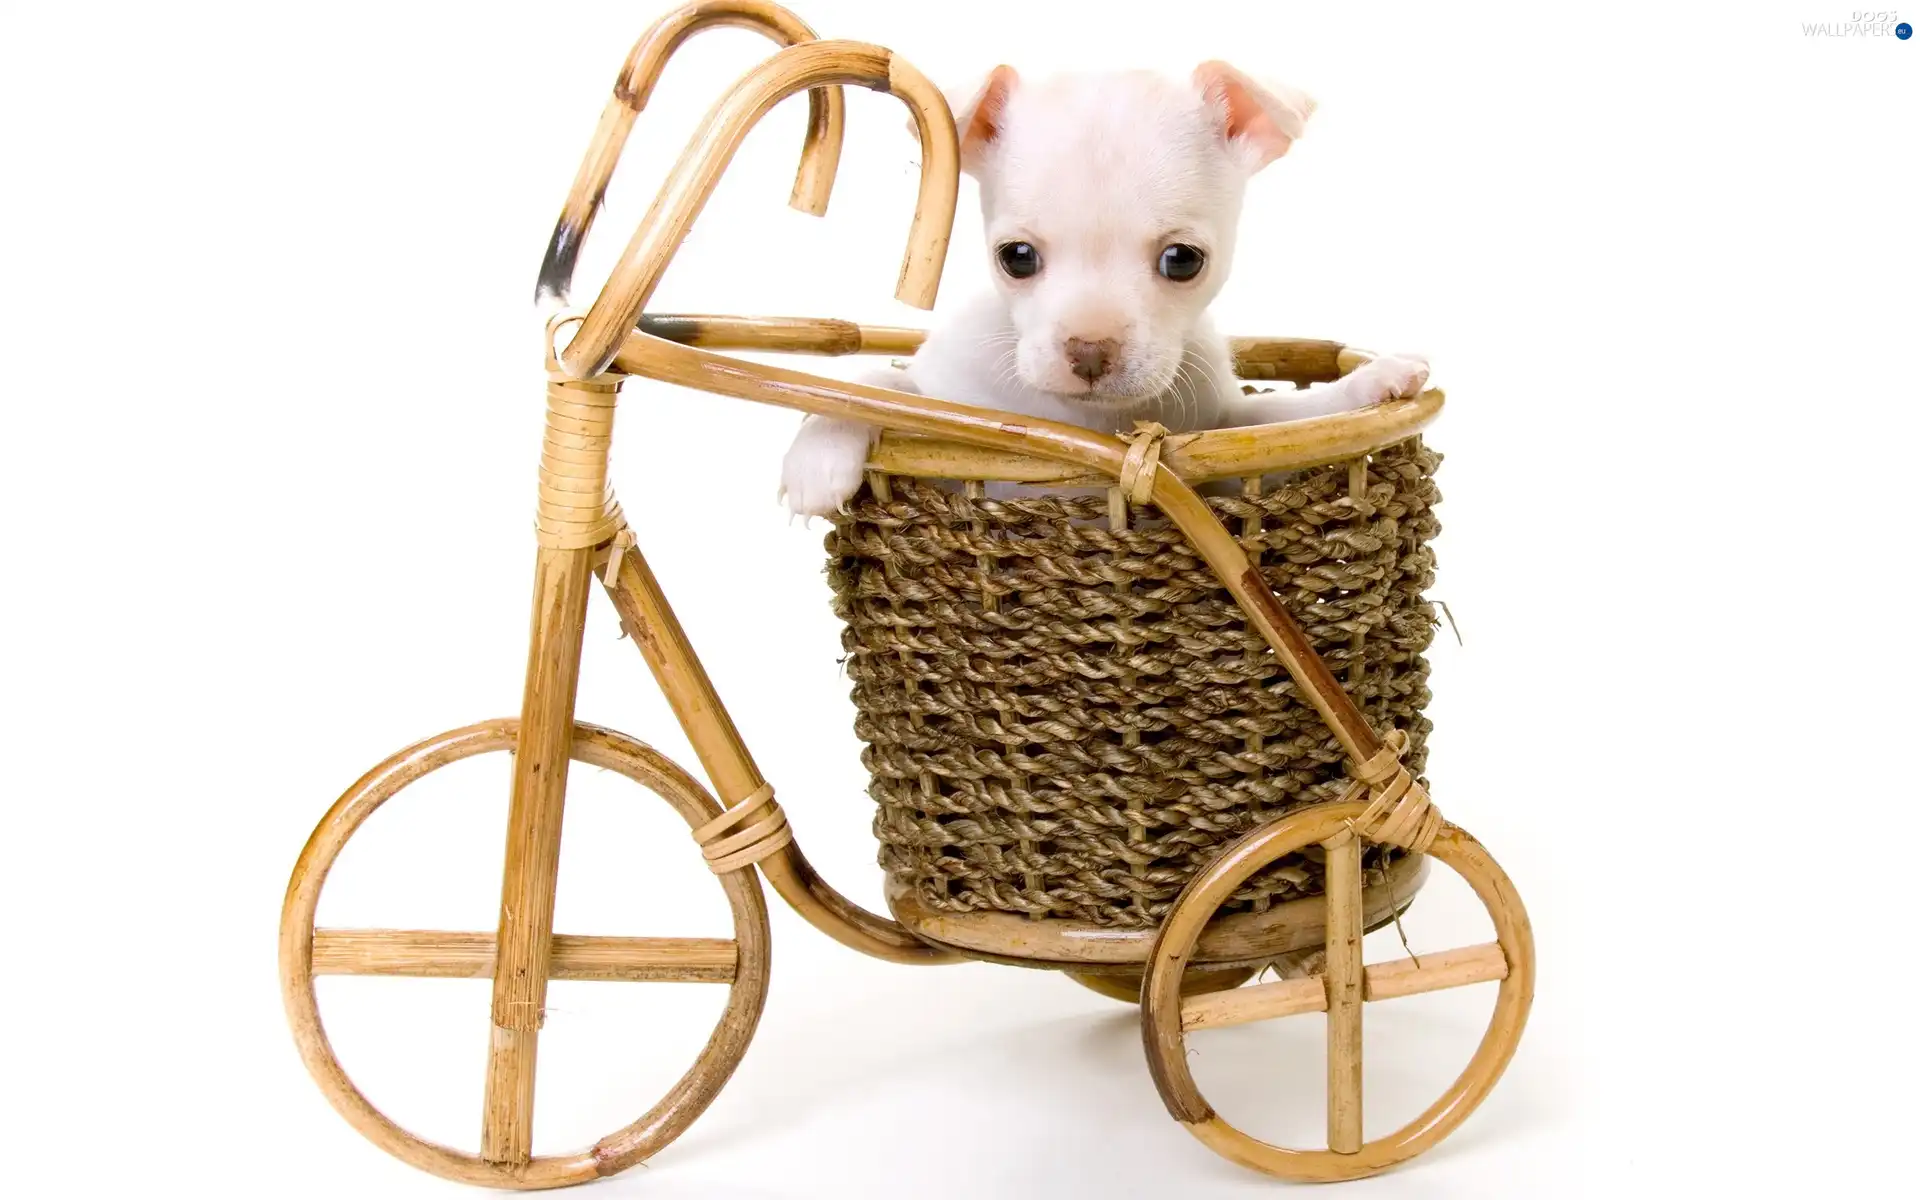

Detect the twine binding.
[
  {"left": 1118, "top": 420, "right": 1171, "bottom": 504},
  {"left": 692, "top": 783, "right": 793, "bottom": 874},
  {"left": 536, "top": 369, "right": 626, "bottom": 550},
  {"left": 1343, "top": 728, "right": 1443, "bottom": 854},
  {"left": 604, "top": 528, "right": 636, "bottom": 579}
]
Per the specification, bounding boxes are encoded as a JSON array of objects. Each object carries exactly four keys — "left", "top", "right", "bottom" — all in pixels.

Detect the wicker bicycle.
[{"left": 278, "top": 2, "right": 1534, "bottom": 1188}]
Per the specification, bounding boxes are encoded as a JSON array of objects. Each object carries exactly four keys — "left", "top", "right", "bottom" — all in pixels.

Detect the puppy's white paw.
[
  {"left": 1349, "top": 354, "right": 1430, "bottom": 406},
  {"left": 779, "top": 417, "right": 872, "bottom": 518}
]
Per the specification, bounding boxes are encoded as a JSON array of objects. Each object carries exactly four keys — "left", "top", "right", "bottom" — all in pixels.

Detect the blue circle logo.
[{"left": 1898, "top": 21, "right": 1913, "bottom": 38}]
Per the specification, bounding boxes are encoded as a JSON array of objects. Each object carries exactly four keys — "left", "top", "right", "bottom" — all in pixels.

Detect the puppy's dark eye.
[
  {"left": 1158, "top": 243, "right": 1206, "bottom": 281},
  {"left": 997, "top": 241, "right": 1041, "bottom": 279}
]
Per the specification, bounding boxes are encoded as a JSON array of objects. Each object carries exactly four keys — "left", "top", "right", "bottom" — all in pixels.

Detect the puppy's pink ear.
[
  {"left": 909, "top": 66, "right": 1019, "bottom": 175},
  {"left": 1193, "top": 61, "right": 1316, "bottom": 172}
]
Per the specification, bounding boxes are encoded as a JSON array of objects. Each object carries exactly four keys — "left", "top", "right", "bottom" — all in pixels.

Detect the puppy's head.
[{"left": 948, "top": 64, "right": 1314, "bottom": 406}]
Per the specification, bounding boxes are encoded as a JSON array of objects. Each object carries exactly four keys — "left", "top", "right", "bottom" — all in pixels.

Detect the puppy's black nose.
[{"left": 1066, "top": 337, "right": 1118, "bottom": 383}]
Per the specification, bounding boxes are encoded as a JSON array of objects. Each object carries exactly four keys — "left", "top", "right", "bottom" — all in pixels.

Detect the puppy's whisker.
[
  {"left": 1170, "top": 361, "right": 1199, "bottom": 431},
  {"left": 996, "top": 354, "right": 1021, "bottom": 385},
  {"left": 1187, "top": 352, "right": 1224, "bottom": 396},
  {"left": 1187, "top": 355, "right": 1232, "bottom": 428}
]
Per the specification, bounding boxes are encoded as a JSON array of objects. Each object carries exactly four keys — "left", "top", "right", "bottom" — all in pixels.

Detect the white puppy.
[{"left": 779, "top": 62, "right": 1429, "bottom": 516}]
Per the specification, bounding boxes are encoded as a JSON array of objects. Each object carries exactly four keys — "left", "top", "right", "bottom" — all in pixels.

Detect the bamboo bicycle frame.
[
  {"left": 276, "top": 4, "right": 1533, "bottom": 1185},
  {"left": 475, "top": 4, "right": 1463, "bottom": 1170}
]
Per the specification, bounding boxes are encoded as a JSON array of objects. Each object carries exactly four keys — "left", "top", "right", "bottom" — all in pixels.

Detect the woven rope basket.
[{"left": 826, "top": 437, "right": 1442, "bottom": 932}]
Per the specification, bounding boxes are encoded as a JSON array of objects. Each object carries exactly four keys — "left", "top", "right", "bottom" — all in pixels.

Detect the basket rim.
[
  {"left": 866, "top": 388, "right": 1441, "bottom": 486},
  {"left": 630, "top": 313, "right": 1442, "bottom": 486}
]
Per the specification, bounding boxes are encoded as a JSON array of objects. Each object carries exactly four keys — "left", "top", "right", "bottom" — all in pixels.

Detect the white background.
[{"left": 3, "top": 1, "right": 1916, "bottom": 1196}]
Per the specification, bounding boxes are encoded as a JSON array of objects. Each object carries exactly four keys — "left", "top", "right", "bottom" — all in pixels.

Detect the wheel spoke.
[
  {"left": 1179, "top": 941, "right": 1509, "bottom": 1033},
  {"left": 1363, "top": 942, "right": 1508, "bottom": 1002},
  {"left": 311, "top": 929, "right": 738, "bottom": 983},
  {"left": 1324, "top": 832, "right": 1365, "bottom": 1153},
  {"left": 1182, "top": 974, "right": 1324, "bottom": 1030}
]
